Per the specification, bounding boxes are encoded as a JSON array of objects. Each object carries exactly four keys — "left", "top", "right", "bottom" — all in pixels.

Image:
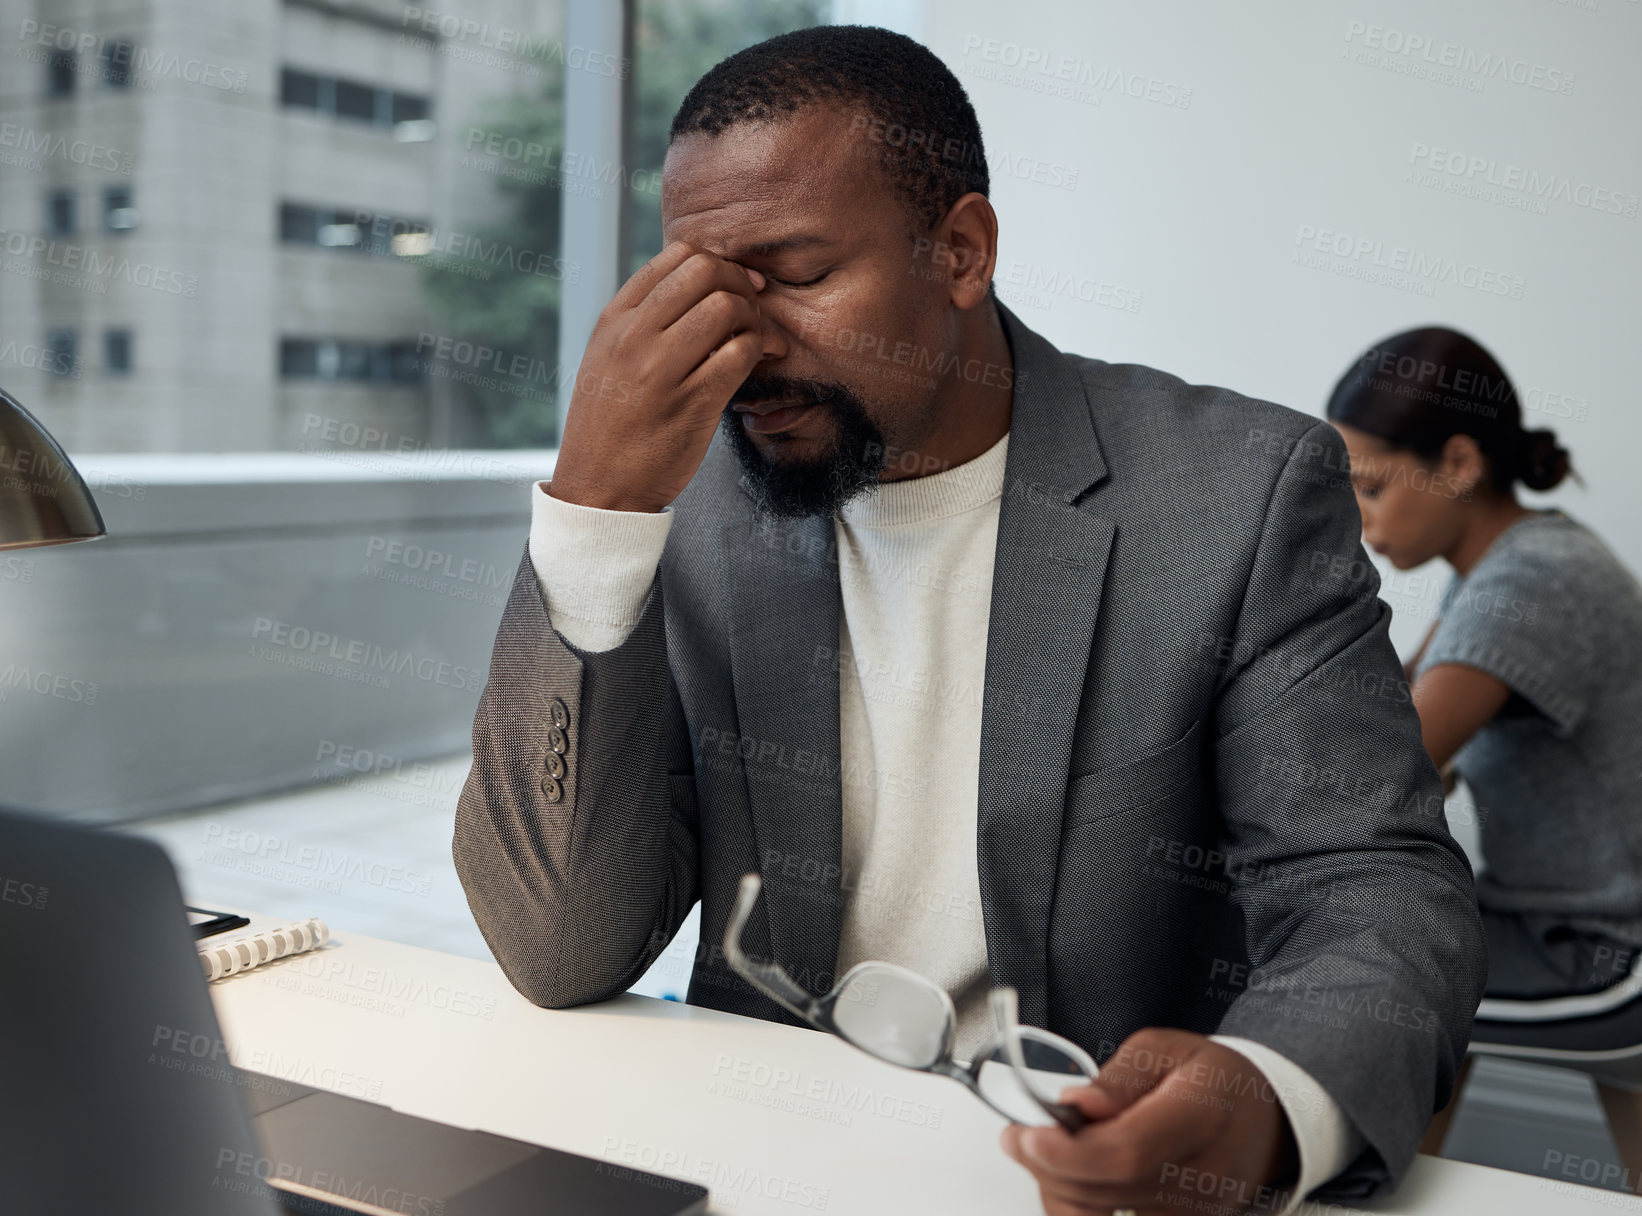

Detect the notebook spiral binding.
[{"left": 199, "top": 916, "right": 330, "bottom": 982}]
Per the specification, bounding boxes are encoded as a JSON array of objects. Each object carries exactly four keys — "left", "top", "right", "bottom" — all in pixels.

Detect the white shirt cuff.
[
  {"left": 1210, "top": 1034, "right": 1364, "bottom": 1214},
  {"left": 527, "top": 481, "right": 673, "bottom": 653}
]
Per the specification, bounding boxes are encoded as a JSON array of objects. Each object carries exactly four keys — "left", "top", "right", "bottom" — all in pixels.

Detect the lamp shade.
[{"left": 0, "top": 385, "right": 106, "bottom": 549}]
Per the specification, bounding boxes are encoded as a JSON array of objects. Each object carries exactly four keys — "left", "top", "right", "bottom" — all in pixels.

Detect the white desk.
[{"left": 208, "top": 926, "right": 1641, "bottom": 1215}]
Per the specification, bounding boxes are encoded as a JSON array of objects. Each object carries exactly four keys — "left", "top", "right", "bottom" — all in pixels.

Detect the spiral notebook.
[{"left": 196, "top": 914, "right": 330, "bottom": 981}]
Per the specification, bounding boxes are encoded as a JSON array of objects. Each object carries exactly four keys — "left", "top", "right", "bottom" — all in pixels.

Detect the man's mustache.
[{"left": 728, "top": 374, "right": 847, "bottom": 410}]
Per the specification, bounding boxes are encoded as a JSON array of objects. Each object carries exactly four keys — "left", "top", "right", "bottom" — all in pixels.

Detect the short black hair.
[
  {"left": 1326, "top": 326, "right": 1574, "bottom": 493},
  {"left": 669, "top": 24, "right": 988, "bottom": 232}
]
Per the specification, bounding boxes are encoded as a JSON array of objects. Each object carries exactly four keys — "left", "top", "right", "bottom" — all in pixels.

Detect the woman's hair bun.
[{"left": 1519, "top": 428, "right": 1572, "bottom": 492}]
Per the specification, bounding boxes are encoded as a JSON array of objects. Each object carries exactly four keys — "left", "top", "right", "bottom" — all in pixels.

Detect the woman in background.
[{"left": 1326, "top": 326, "right": 1642, "bottom": 1001}]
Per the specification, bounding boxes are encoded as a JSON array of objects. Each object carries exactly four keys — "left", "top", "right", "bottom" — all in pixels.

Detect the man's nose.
[{"left": 751, "top": 301, "right": 791, "bottom": 363}]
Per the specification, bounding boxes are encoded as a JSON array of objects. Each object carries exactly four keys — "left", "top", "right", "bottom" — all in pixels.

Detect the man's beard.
[{"left": 721, "top": 374, "right": 888, "bottom": 519}]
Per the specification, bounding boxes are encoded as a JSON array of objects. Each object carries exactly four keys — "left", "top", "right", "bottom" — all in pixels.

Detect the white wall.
[{"left": 892, "top": 0, "right": 1641, "bottom": 652}]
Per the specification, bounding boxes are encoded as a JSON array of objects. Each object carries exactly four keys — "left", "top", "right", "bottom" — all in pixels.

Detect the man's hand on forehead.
[{"left": 547, "top": 240, "right": 768, "bottom": 514}]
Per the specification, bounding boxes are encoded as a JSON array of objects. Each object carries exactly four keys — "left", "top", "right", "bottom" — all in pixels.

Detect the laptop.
[{"left": 0, "top": 806, "right": 709, "bottom": 1215}]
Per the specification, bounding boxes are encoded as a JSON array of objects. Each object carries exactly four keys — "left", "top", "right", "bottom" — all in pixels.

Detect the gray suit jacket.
[{"left": 454, "top": 304, "right": 1486, "bottom": 1199}]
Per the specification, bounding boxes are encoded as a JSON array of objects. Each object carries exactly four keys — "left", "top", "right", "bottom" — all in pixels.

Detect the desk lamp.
[{"left": 0, "top": 385, "right": 106, "bottom": 548}]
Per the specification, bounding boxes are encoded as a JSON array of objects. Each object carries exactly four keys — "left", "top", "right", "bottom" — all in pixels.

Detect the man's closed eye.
[{"left": 765, "top": 271, "right": 831, "bottom": 288}]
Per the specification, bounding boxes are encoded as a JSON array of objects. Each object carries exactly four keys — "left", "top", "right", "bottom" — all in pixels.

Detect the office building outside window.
[
  {"left": 279, "top": 338, "right": 424, "bottom": 385},
  {"left": 47, "top": 188, "right": 76, "bottom": 236},
  {"left": 280, "top": 65, "right": 322, "bottom": 109},
  {"left": 8, "top": 4, "right": 562, "bottom": 452},
  {"left": 104, "top": 186, "right": 137, "bottom": 233},
  {"left": 46, "top": 49, "right": 75, "bottom": 97},
  {"left": 279, "top": 203, "right": 430, "bottom": 257},
  {"left": 44, "top": 329, "right": 78, "bottom": 378},
  {"left": 102, "top": 39, "right": 135, "bottom": 89},
  {"left": 281, "top": 67, "right": 434, "bottom": 139},
  {"left": 105, "top": 330, "right": 134, "bottom": 376}
]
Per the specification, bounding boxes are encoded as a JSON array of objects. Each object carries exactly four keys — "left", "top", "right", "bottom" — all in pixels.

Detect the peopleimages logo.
[
  {"left": 400, "top": 7, "right": 629, "bottom": 78},
  {"left": 958, "top": 35, "right": 1193, "bottom": 109},
  {"left": 1406, "top": 142, "right": 1638, "bottom": 218},
  {"left": 248, "top": 617, "right": 482, "bottom": 693},
  {"left": 0, "top": 339, "right": 80, "bottom": 378},
  {"left": 0, "top": 662, "right": 98, "bottom": 705},
  {"left": 351, "top": 211, "right": 580, "bottom": 283},
  {"left": 1342, "top": 20, "right": 1575, "bottom": 95},
  {"left": 461, "top": 126, "right": 659, "bottom": 197},
  {"left": 0, "top": 228, "right": 199, "bottom": 297},
  {"left": 1292, "top": 224, "right": 1526, "bottom": 300},
  {"left": 1348, "top": 345, "right": 1514, "bottom": 410},
  {"left": 0, "top": 122, "right": 134, "bottom": 173},
  {"left": 16, "top": 20, "right": 249, "bottom": 93},
  {"left": 994, "top": 257, "right": 1143, "bottom": 314},
  {"left": 599, "top": 1138, "right": 831, "bottom": 1211},
  {"left": 1, "top": 876, "right": 49, "bottom": 910},
  {"left": 0, "top": 555, "right": 35, "bottom": 584}
]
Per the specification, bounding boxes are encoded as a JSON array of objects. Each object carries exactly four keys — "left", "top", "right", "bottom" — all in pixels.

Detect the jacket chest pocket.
[{"left": 1063, "top": 717, "right": 1207, "bottom": 831}]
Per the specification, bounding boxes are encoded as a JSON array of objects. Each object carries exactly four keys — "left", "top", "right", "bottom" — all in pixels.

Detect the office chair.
[{"left": 1422, "top": 953, "right": 1642, "bottom": 1192}]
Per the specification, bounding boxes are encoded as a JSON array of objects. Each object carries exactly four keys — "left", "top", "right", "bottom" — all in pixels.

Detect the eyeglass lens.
[{"left": 830, "top": 964, "right": 951, "bottom": 1069}]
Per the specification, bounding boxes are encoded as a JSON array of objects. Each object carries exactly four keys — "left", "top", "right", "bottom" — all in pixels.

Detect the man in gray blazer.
[{"left": 455, "top": 25, "right": 1484, "bottom": 1216}]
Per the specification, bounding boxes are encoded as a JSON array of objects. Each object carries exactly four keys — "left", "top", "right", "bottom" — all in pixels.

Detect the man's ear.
[
  {"left": 934, "top": 192, "right": 999, "bottom": 311},
  {"left": 1439, "top": 433, "right": 1486, "bottom": 492}
]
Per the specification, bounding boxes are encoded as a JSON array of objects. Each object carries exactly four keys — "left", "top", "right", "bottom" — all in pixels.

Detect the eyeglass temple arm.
[
  {"left": 724, "top": 873, "right": 825, "bottom": 1026},
  {"left": 990, "top": 987, "right": 1091, "bottom": 1135}
]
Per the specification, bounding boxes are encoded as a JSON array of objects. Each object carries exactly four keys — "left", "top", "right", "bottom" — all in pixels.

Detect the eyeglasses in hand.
[{"left": 722, "top": 872, "right": 1097, "bottom": 1133}]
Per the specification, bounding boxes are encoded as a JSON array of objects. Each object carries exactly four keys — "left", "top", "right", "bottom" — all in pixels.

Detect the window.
[
  {"left": 46, "top": 50, "right": 75, "bottom": 97},
  {"left": 334, "top": 79, "right": 377, "bottom": 123},
  {"left": 335, "top": 341, "right": 373, "bottom": 380},
  {"left": 279, "top": 202, "right": 321, "bottom": 245},
  {"left": 102, "top": 39, "right": 134, "bottom": 89},
  {"left": 281, "top": 67, "right": 322, "bottom": 109},
  {"left": 391, "top": 93, "right": 429, "bottom": 124},
  {"left": 279, "top": 338, "right": 424, "bottom": 384},
  {"left": 47, "top": 189, "right": 76, "bottom": 236},
  {"left": 2, "top": 0, "right": 581, "bottom": 999},
  {"left": 279, "top": 203, "right": 430, "bottom": 257},
  {"left": 104, "top": 186, "right": 137, "bottom": 233},
  {"left": 280, "top": 66, "right": 432, "bottom": 134},
  {"left": 104, "top": 330, "right": 134, "bottom": 376},
  {"left": 44, "top": 330, "right": 78, "bottom": 377},
  {"left": 278, "top": 337, "right": 319, "bottom": 378}
]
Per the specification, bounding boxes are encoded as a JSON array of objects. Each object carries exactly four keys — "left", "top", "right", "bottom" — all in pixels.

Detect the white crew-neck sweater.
[{"left": 829, "top": 430, "right": 1008, "bottom": 1059}]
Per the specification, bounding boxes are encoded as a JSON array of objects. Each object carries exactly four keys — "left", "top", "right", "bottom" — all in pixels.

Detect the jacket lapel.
[
  {"left": 978, "top": 307, "right": 1116, "bottom": 1027},
  {"left": 720, "top": 508, "right": 845, "bottom": 1000}
]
